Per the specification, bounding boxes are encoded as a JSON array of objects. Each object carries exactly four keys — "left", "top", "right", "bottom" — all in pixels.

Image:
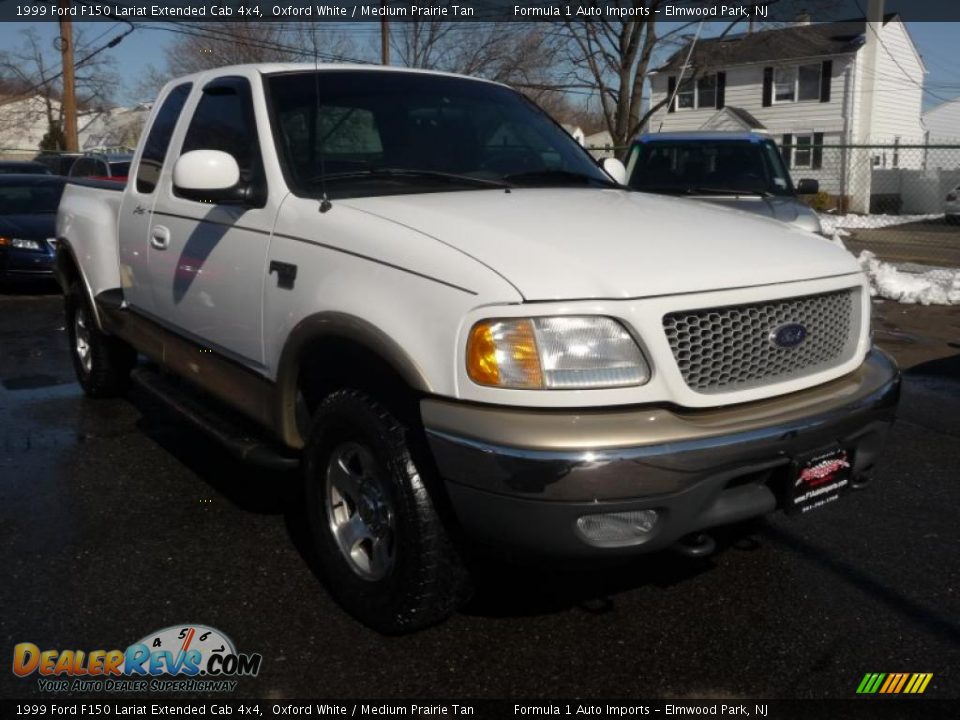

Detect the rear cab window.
[{"left": 136, "top": 83, "right": 192, "bottom": 194}]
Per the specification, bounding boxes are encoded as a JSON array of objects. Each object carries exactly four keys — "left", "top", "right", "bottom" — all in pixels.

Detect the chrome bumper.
[{"left": 423, "top": 350, "right": 900, "bottom": 557}]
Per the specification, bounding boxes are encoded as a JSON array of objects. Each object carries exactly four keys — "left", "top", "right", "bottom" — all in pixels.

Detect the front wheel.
[
  {"left": 65, "top": 282, "right": 136, "bottom": 397},
  {"left": 303, "top": 389, "right": 471, "bottom": 633}
]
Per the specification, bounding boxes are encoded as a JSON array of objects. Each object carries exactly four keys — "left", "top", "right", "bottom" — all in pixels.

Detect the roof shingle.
[{"left": 655, "top": 15, "right": 898, "bottom": 73}]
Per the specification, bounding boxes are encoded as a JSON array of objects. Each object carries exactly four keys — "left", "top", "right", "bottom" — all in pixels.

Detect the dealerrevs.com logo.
[{"left": 12, "top": 624, "right": 262, "bottom": 693}]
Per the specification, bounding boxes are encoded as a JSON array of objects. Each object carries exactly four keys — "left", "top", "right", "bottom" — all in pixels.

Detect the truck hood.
[
  {"left": 343, "top": 189, "right": 860, "bottom": 301},
  {"left": 697, "top": 195, "right": 824, "bottom": 234}
]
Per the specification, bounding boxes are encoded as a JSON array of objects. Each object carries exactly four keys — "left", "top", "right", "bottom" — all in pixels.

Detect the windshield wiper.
[
  {"left": 633, "top": 185, "right": 774, "bottom": 198},
  {"left": 503, "top": 169, "right": 618, "bottom": 188},
  {"left": 307, "top": 168, "right": 512, "bottom": 189},
  {"left": 688, "top": 187, "right": 774, "bottom": 198}
]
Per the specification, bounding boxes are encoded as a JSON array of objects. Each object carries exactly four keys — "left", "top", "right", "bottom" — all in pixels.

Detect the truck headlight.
[{"left": 466, "top": 316, "right": 649, "bottom": 389}]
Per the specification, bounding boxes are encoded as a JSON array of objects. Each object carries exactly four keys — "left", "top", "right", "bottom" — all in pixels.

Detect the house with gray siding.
[{"left": 646, "top": 9, "right": 926, "bottom": 211}]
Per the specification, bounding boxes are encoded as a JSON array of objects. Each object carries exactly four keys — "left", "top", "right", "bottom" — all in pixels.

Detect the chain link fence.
[{"left": 779, "top": 143, "right": 960, "bottom": 268}]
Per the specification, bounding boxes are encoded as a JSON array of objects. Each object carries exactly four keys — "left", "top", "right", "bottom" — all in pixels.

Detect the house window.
[
  {"left": 774, "top": 63, "right": 822, "bottom": 103},
  {"left": 676, "top": 79, "right": 695, "bottom": 109},
  {"left": 673, "top": 74, "right": 717, "bottom": 110},
  {"left": 697, "top": 75, "right": 716, "bottom": 108},
  {"left": 798, "top": 64, "right": 822, "bottom": 101},
  {"left": 793, "top": 135, "right": 813, "bottom": 167},
  {"left": 774, "top": 67, "right": 796, "bottom": 102}
]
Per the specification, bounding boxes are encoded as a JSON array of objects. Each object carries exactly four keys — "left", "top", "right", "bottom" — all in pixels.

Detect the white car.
[
  {"left": 946, "top": 184, "right": 960, "bottom": 223},
  {"left": 55, "top": 64, "right": 900, "bottom": 633}
]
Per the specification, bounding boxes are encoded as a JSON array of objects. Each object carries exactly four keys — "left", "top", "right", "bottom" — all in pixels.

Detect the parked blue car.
[{"left": 0, "top": 175, "right": 66, "bottom": 282}]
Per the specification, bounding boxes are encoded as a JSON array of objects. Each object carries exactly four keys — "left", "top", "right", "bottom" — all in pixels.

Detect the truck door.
[
  {"left": 118, "top": 82, "right": 192, "bottom": 314},
  {"left": 147, "top": 76, "right": 275, "bottom": 368}
]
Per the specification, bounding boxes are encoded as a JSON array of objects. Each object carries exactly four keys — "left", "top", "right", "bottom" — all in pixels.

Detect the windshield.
[
  {"left": 265, "top": 70, "right": 612, "bottom": 198},
  {"left": 627, "top": 139, "right": 795, "bottom": 197},
  {"left": 0, "top": 179, "right": 65, "bottom": 215}
]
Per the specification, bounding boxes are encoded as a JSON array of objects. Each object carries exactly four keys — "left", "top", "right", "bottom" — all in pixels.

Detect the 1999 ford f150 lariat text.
[{"left": 56, "top": 65, "right": 900, "bottom": 633}]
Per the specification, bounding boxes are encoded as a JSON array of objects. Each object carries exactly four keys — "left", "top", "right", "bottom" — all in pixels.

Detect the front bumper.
[
  {"left": 0, "top": 246, "right": 55, "bottom": 279},
  {"left": 423, "top": 349, "right": 900, "bottom": 557}
]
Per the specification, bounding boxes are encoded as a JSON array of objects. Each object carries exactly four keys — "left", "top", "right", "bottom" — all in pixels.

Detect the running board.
[{"left": 130, "top": 367, "right": 300, "bottom": 471}]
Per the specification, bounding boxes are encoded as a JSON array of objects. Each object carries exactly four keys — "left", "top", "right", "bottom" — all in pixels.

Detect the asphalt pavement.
[
  {"left": 1, "top": 284, "right": 958, "bottom": 700},
  {"left": 845, "top": 218, "right": 960, "bottom": 266}
]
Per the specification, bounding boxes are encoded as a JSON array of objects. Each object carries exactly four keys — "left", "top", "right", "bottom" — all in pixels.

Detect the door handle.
[{"left": 150, "top": 225, "right": 170, "bottom": 250}]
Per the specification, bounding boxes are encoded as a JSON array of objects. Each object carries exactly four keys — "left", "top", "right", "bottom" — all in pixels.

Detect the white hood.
[{"left": 343, "top": 188, "right": 861, "bottom": 301}]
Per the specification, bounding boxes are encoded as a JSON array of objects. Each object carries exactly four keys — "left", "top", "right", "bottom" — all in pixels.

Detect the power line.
[{"left": 3, "top": 18, "right": 135, "bottom": 102}]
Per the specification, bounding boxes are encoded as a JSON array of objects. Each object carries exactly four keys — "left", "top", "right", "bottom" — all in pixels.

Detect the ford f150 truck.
[{"left": 56, "top": 64, "right": 900, "bottom": 633}]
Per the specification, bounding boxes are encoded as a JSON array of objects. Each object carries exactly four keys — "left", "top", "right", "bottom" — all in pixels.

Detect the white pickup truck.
[{"left": 56, "top": 64, "right": 899, "bottom": 633}]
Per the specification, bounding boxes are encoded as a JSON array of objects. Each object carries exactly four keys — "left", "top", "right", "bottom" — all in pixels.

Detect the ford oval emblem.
[{"left": 770, "top": 323, "right": 807, "bottom": 348}]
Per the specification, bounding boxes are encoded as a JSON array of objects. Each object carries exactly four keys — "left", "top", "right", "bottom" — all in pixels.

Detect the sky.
[{"left": 0, "top": 20, "right": 957, "bottom": 111}]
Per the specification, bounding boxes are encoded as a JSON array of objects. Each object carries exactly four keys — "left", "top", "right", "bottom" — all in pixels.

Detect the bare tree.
[
  {"left": 0, "top": 27, "right": 119, "bottom": 149},
  {"left": 394, "top": 19, "right": 561, "bottom": 92},
  {"left": 553, "top": 1, "right": 772, "bottom": 155},
  {"left": 133, "top": 23, "right": 361, "bottom": 101}
]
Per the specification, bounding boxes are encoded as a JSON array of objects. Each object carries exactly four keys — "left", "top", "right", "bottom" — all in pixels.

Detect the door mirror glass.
[
  {"left": 172, "top": 150, "right": 243, "bottom": 203},
  {"left": 601, "top": 157, "right": 627, "bottom": 185},
  {"left": 796, "top": 178, "right": 819, "bottom": 195}
]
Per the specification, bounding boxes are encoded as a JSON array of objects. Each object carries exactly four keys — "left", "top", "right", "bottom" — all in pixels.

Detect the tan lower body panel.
[{"left": 97, "top": 300, "right": 281, "bottom": 441}]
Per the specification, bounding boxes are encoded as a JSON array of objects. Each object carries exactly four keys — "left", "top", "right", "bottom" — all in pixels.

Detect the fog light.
[{"left": 576, "top": 510, "right": 659, "bottom": 548}]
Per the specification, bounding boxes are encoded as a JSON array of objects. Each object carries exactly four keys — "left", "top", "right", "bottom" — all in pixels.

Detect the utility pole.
[
  {"left": 58, "top": 0, "right": 78, "bottom": 151},
  {"left": 380, "top": 0, "right": 390, "bottom": 65}
]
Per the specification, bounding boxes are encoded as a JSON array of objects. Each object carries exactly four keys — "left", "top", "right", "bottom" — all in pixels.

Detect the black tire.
[
  {"left": 65, "top": 282, "right": 136, "bottom": 397},
  {"left": 303, "top": 389, "right": 471, "bottom": 633}
]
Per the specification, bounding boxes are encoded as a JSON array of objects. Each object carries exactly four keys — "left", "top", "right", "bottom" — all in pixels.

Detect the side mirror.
[
  {"left": 173, "top": 150, "right": 246, "bottom": 204},
  {"left": 796, "top": 178, "right": 819, "bottom": 195},
  {"left": 601, "top": 157, "right": 628, "bottom": 185}
]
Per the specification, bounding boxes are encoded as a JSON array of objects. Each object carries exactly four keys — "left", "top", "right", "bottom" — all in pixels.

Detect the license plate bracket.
[{"left": 788, "top": 446, "right": 852, "bottom": 515}]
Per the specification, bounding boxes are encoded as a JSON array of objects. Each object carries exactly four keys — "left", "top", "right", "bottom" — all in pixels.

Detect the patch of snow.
[
  {"left": 858, "top": 251, "right": 960, "bottom": 305},
  {"left": 820, "top": 213, "right": 943, "bottom": 235}
]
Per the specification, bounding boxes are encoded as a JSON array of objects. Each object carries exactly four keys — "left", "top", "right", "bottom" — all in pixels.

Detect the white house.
[
  {"left": 584, "top": 129, "right": 614, "bottom": 159},
  {"left": 78, "top": 103, "right": 152, "bottom": 151},
  {"left": 561, "top": 124, "right": 586, "bottom": 146},
  {"left": 923, "top": 98, "right": 960, "bottom": 144},
  {"left": 0, "top": 93, "right": 149, "bottom": 159},
  {"left": 646, "top": 5, "right": 926, "bottom": 211}
]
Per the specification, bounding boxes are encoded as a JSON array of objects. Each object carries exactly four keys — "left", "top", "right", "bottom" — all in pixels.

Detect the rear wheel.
[
  {"left": 65, "top": 282, "right": 135, "bottom": 397},
  {"left": 303, "top": 389, "right": 470, "bottom": 633}
]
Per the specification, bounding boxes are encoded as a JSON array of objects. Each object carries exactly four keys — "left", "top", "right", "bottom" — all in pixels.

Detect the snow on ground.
[
  {"left": 820, "top": 213, "right": 943, "bottom": 236},
  {"left": 827, "top": 233, "right": 960, "bottom": 305},
  {"left": 858, "top": 251, "right": 960, "bottom": 305}
]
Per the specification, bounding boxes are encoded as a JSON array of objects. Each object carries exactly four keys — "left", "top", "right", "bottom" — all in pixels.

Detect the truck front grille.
[{"left": 663, "top": 288, "right": 860, "bottom": 394}]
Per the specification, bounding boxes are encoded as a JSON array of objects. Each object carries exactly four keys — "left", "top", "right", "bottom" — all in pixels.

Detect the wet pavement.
[{"left": 1, "top": 285, "right": 959, "bottom": 700}]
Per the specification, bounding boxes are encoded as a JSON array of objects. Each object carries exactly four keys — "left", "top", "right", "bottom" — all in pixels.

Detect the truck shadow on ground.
[
  {"left": 758, "top": 522, "right": 960, "bottom": 649},
  {"left": 459, "top": 524, "right": 765, "bottom": 619},
  {"left": 903, "top": 351, "right": 960, "bottom": 386},
  {"left": 128, "top": 386, "right": 763, "bottom": 621}
]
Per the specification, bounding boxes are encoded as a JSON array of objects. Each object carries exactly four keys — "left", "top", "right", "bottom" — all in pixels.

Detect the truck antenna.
[{"left": 312, "top": 28, "right": 332, "bottom": 213}]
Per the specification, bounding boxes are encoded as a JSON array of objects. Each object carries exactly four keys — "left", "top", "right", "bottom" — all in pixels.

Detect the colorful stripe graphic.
[{"left": 857, "top": 673, "right": 933, "bottom": 694}]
